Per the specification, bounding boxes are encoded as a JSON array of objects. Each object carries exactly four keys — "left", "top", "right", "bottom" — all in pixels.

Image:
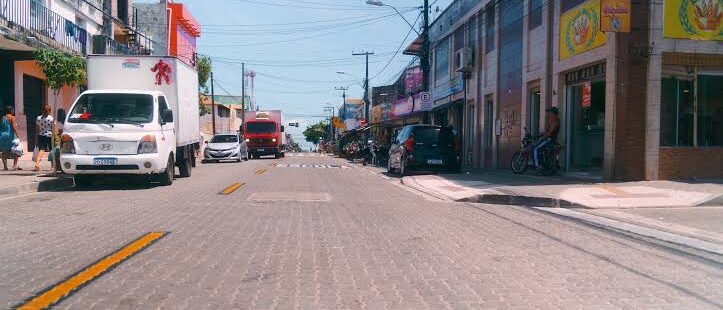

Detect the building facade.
[
  {"left": 1, "top": 0, "right": 151, "bottom": 153},
  {"left": 134, "top": 0, "right": 201, "bottom": 66},
  {"left": 421, "top": 0, "right": 721, "bottom": 180}
]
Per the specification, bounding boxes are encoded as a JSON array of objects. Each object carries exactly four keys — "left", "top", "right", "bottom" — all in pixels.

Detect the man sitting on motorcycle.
[{"left": 534, "top": 107, "right": 560, "bottom": 170}]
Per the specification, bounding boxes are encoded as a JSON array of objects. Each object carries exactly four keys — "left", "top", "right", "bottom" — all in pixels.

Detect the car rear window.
[
  {"left": 413, "top": 127, "right": 454, "bottom": 144},
  {"left": 211, "top": 135, "right": 238, "bottom": 143}
]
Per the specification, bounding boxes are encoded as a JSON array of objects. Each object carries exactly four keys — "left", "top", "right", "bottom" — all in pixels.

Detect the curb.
[
  {"left": 700, "top": 194, "right": 723, "bottom": 206},
  {"left": 457, "top": 194, "right": 586, "bottom": 208},
  {"left": 0, "top": 176, "right": 75, "bottom": 198},
  {"left": 536, "top": 207, "right": 723, "bottom": 260},
  {"left": 401, "top": 176, "right": 586, "bottom": 208}
]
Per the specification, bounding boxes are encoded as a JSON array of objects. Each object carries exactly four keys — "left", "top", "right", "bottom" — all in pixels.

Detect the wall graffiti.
[{"left": 501, "top": 109, "right": 520, "bottom": 139}]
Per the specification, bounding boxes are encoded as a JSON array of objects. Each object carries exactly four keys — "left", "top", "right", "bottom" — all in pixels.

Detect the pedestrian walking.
[
  {"left": 33, "top": 105, "right": 54, "bottom": 171},
  {"left": 0, "top": 105, "right": 20, "bottom": 171},
  {"left": 48, "top": 115, "right": 64, "bottom": 176}
]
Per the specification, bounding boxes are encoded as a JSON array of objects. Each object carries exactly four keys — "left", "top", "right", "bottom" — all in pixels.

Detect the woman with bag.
[
  {"left": 33, "top": 105, "right": 54, "bottom": 171},
  {"left": 1, "top": 105, "right": 20, "bottom": 171}
]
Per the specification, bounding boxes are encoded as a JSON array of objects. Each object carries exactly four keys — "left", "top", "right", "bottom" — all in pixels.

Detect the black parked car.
[{"left": 387, "top": 125, "right": 459, "bottom": 176}]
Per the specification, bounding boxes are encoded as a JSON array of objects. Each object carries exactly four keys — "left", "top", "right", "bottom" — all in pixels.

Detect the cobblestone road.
[{"left": 0, "top": 154, "right": 721, "bottom": 309}]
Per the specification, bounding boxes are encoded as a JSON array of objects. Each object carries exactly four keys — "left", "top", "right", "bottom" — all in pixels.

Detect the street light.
[
  {"left": 365, "top": 0, "right": 421, "bottom": 36},
  {"left": 336, "top": 71, "right": 365, "bottom": 90}
]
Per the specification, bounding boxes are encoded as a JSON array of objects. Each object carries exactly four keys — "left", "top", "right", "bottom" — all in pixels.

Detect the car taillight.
[
  {"left": 60, "top": 134, "right": 75, "bottom": 154},
  {"left": 404, "top": 137, "right": 415, "bottom": 152},
  {"left": 137, "top": 135, "right": 157, "bottom": 154}
]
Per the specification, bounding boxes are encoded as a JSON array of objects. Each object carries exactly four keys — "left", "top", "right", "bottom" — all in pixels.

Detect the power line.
[
  {"left": 369, "top": 13, "right": 422, "bottom": 82},
  {"left": 236, "top": 0, "right": 416, "bottom": 11}
]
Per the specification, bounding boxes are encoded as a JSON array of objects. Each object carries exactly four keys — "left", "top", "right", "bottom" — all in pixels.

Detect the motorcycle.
[{"left": 511, "top": 127, "right": 561, "bottom": 175}]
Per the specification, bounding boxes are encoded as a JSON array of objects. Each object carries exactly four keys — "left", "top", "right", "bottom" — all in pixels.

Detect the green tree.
[
  {"left": 197, "top": 55, "right": 212, "bottom": 93},
  {"left": 303, "top": 121, "right": 329, "bottom": 145},
  {"left": 34, "top": 49, "right": 86, "bottom": 110},
  {"left": 196, "top": 55, "right": 213, "bottom": 116}
]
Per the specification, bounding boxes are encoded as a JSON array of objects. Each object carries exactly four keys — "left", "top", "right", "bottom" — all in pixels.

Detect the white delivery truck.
[{"left": 60, "top": 55, "right": 200, "bottom": 186}]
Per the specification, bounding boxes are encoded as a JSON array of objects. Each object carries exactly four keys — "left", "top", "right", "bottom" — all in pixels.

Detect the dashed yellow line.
[
  {"left": 221, "top": 182, "right": 245, "bottom": 195},
  {"left": 17, "top": 232, "right": 167, "bottom": 310},
  {"left": 254, "top": 168, "right": 267, "bottom": 175}
]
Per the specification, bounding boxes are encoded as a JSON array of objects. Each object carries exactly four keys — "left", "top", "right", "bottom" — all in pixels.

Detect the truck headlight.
[
  {"left": 60, "top": 134, "right": 75, "bottom": 154},
  {"left": 137, "top": 135, "right": 157, "bottom": 154},
  {"left": 272, "top": 138, "right": 277, "bottom": 142},
  {"left": 245, "top": 138, "right": 250, "bottom": 142}
]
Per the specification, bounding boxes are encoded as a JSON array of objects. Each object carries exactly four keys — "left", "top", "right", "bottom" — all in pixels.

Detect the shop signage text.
[
  {"left": 582, "top": 82, "right": 592, "bottom": 107},
  {"left": 600, "top": 0, "right": 631, "bottom": 32},
  {"left": 560, "top": 0, "right": 608, "bottom": 60},
  {"left": 404, "top": 66, "right": 423, "bottom": 94},
  {"left": 565, "top": 63, "right": 606, "bottom": 84},
  {"left": 432, "top": 75, "right": 464, "bottom": 101},
  {"left": 663, "top": 0, "right": 722, "bottom": 41}
]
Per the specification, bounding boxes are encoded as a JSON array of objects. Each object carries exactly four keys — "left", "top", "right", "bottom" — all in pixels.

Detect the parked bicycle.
[{"left": 511, "top": 127, "right": 561, "bottom": 175}]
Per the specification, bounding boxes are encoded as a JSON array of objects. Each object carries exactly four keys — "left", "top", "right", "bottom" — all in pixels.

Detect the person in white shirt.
[{"left": 34, "top": 105, "right": 54, "bottom": 171}]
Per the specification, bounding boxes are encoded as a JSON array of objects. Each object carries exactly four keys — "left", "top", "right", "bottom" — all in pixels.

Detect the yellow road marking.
[
  {"left": 17, "top": 232, "right": 166, "bottom": 310},
  {"left": 599, "top": 185, "right": 629, "bottom": 195},
  {"left": 221, "top": 182, "right": 245, "bottom": 195},
  {"left": 255, "top": 168, "right": 267, "bottom": 175}
]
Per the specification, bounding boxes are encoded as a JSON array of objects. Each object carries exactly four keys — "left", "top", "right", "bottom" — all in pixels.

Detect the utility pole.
[
  {"left": 210, "top": 71, "right": 216, "bottom": 134},
  {"left": 241, "top": 62, "right": 246, "bottom": 128},
  {"left": 335, "top": 86, "right": 348, "bottom": 121},
  {"left": 422, "top": 0, "right": 430, "bottom": 92},
  {"left": 352, "top": 51, "right": 374, "bottom": 124},
  {"left": 421, "top": 0, "right": 430, "bottom": 123}
]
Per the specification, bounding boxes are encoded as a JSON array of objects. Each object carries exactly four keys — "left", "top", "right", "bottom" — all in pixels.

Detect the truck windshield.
[
  {"left": 68, "top": 94, "right": 154, "bottom": 124},
  {"left": 246, "top": 122, "right": 276, "bottom": 133}
]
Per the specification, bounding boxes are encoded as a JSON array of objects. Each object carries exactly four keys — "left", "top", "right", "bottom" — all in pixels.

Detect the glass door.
[{"left": 566, "top": 80, "right": 605, "bottom": 173}]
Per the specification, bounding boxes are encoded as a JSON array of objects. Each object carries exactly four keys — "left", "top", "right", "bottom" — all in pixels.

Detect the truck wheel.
[
  {"left": 158, "top": 155, "right": 174, "bottom": 186},
  {"left": 274, "top": 152, "right": 280, "bottom": 159},
  {"left": 74, "top": 175, "right": 93, "bottom": 188},
  {"left": 179, "top": 150, "right": 192, "bottom": 178}
]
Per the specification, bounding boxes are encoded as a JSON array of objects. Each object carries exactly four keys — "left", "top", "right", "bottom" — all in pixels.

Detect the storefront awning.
[{"left": 403, "top": 35, "right": 425, "bottom": 56}]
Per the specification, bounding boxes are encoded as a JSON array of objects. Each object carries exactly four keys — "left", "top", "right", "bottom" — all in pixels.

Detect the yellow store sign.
[
  {"left": 664, "top": 0, "right": 723, "bottom": 41},
  {"left": 560, "top": 0, "right": 608, "bottom": 60}
]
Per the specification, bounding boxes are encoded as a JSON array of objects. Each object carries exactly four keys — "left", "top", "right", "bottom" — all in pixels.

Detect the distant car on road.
[
  {"left": 203, "top": 133, "right": 248, "bottom": 163},
  {"left": 387, "top": 125, "right": 459, "bottom": 176}
]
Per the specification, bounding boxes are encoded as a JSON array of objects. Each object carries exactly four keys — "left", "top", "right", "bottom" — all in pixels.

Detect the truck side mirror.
[
  {"left": 280, "top": 125, "right": 285, "bottom": 132},
  {"left": 56, "top": 108, "right": 66, "bottom": 122},
  {"left": 161, "top": 109, "right": 173, "bottom": 124}
]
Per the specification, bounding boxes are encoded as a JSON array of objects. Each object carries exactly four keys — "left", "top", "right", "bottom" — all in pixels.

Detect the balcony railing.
[
  {"left": 0, "top": 0, "right": 88, "bottom": 55},
  {"left": 92, "top": 34, "right": 152, "bottom": 56}
]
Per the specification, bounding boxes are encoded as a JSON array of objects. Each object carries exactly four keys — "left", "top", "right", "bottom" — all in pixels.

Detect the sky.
[{"left": 139, "top": 0, "right": 452, "bottom": 149}]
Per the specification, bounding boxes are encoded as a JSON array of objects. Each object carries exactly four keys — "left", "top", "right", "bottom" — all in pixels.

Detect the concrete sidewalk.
[
  {"left": 0, "top": 159, "right": 73, "bottom": 198},
  {"left": 401, "top": 171, "right": 722, "bottom": 208},
  {"left": 400, "top": 170, "right": 723, "bottom": 257}
]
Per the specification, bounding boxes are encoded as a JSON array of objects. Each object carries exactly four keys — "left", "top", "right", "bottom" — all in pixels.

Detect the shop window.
[
  {"left": 434, "top": 38, "right": 450, "bottom": 86},
  {"left": 660, "top": 73, "right": 722, "bottom": 147},
  {"left": 528, "top": 89, "right": 541, "bottom": 135},
  {"left": 561, "top": 0, "right": 586, "bottom": 12},
  {"left": 485, "top": 3, "right": 495, "bottom": 53},
  {"left": 529, "top": 0, "right": 543, "bottom": 29},
  {"left": 697, "top": 75, "right": 723, "bottom": 147},
  {"left": 468, "top": 16, "right": 477, "bottom": 54}
]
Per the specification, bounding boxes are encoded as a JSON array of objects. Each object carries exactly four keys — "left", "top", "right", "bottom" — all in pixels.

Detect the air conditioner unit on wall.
[{"left": 455, "top": 47, "right": 474, "bottom": 72}]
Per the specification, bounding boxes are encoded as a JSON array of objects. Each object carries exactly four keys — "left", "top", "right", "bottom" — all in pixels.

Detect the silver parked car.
[{"left": 203, "top": 133, "right": 249, "bottom": 163}]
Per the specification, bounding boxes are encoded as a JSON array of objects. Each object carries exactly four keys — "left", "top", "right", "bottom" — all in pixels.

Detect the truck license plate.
[
  {"left": 427, "top": 159, "right": 443, "bottom": 165},
  {"left": 93, "top": 158, "right": 117, "bottom": 165},
  {"left": 257, "top": 149, "right": 265, "bottom": 152}
]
